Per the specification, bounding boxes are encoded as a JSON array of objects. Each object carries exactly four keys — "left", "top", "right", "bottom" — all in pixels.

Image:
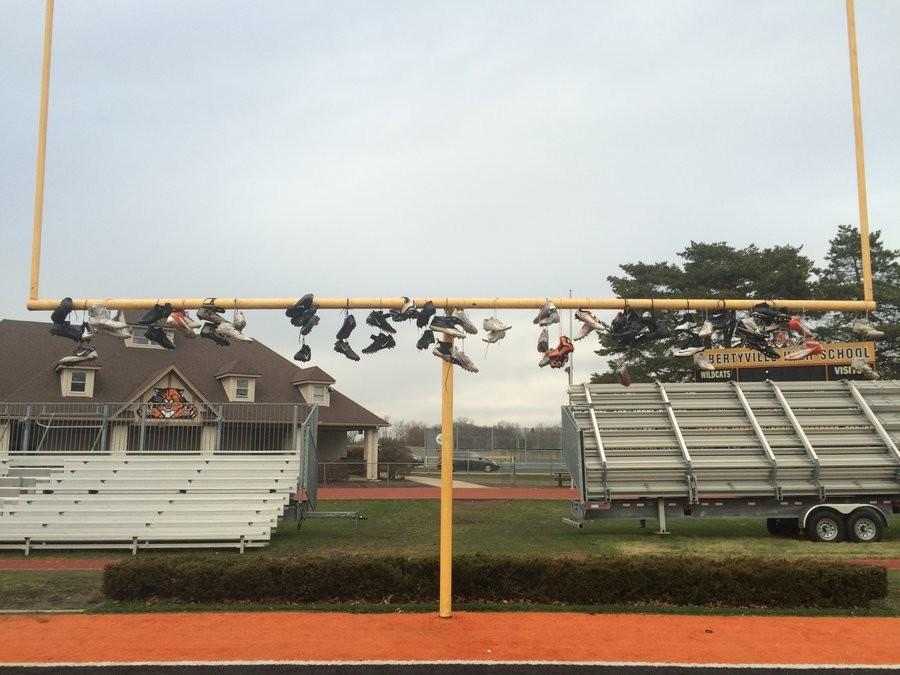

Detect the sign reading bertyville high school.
[{"left": 700, "top": 341, "right": 876, "bottom": 370}]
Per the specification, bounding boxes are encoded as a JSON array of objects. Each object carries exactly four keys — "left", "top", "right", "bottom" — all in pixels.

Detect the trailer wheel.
[
  {"left": 766, "top": 518, "right": 798, "bottom": 537},
  {"left": 847, "top": 509, "right": 883, "bottom": 543},
  {"left": 805, "top": 510, "right": 846, "bottom": 543}
]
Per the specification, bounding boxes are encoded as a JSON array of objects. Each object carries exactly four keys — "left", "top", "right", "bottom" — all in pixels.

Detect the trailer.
[{"left": 561, "top": 380, "right": 900, "bottom": 542}]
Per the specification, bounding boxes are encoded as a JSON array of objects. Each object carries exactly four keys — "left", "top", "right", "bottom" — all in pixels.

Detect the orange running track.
[{"left": 0, "top": 612, "right": 898, "bottom": 666}]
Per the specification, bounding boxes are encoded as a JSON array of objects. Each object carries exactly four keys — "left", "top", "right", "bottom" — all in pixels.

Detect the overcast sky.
[{"left": 1, "top": 1, "right": 898, "bottom": 425}]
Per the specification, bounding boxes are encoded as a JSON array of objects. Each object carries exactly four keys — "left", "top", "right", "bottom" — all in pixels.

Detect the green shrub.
[{"left": 103, "top": 554, "right": 886, "bottom": 608}]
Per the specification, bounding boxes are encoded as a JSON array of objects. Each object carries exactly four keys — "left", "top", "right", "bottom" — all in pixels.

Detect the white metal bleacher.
[{"left": 0, "top": 453, "right": 300, "bottom": 554}]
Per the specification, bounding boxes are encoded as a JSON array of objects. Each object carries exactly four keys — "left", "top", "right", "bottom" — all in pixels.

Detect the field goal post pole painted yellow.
[
  {"left": 846, "top": 0, "right": 873, "bottom": 303},
  {"left": 25, "top": 1, "right": 881, "bottom": 620}
]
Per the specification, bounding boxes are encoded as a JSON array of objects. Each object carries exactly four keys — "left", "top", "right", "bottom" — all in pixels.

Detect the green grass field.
[{"left": 0, "top": 499, "right": 896, "bottom": 614}]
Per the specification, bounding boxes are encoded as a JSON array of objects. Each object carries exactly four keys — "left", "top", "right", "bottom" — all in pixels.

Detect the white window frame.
[
  {"left": 313, "top": 385, "right": 326, "bottom": 403},
  {"left": 70, "top": 371, "right": 87, "bottom": 393},
  {"left": 235, "top": 377, "right": 250, "bottom": 400}
]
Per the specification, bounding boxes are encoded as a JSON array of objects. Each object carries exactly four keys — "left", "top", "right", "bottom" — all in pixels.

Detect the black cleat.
[
  {"left": 366, "top": 311, "right": 396, "bottom": 334},
  {"left": 416, "top": 330, "right": 436, "bottom": 350},
  {"left": 286, "top": 294, "right": 315, "bottom": 318},
  {"left": 416, "top": 301, "right": 436, "bottom": 328},
  {"left": 433, "top": 339, "right": 453, "bottom": 356},
  {"left": 200, "top": 322, "right": 230, "bottom": 346},
  {"left": 144, "top": 326, "right": 176, "bottom": 349},
  {"left": 293, "top": 344, "right": 311, "bottom": 362},
  {"left": 299, "top": 312, "right": 320, "bottom": 336},
  {"left": 336, "top": 314, "right": 357, "bottom": 340},
  {"left": 334, "top": 339, "right": 361, "bottom": 361},
  {"left": 139, "top": 303, "right": 173, "bottom": 325},
  {"left": 51, "top": 297, "right": 73, "bottom": 325},
  {"left": 361, "top": 333, "right": 396, "bottom": 354},
  {"left": 49, "top": 322, "right": 83, "bottom": 342},
  {"left": 290, "top": 305, "right": 317, "bottom": 328}
]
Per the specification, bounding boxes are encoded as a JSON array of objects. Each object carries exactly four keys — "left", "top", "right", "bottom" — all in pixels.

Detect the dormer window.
[
  {"left": 58, "top": 366, "right": 98, "bottom": 397},
  {"left": 312, "top": 385, "right": 326, "bottom": 404},
  {"left": 216, "top": 372, "right": 259, "bottom": 402},
  {"left": 235, "top": 378, "right": 250, "bottom": 400},
  {"left": 295, "top": 382, "right": 330, "bottom": 406}
]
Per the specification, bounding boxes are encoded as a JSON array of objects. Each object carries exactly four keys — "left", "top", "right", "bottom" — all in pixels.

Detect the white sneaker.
[
  {"left": 674, "top": 320, "right": 697, "bottom": 331},
  {"left": 538, "top": 353, "right": 551, "bottom": 368},
  {"left": 693, "top": 351, "right": 715, "bottom": 371},
  {"left": 538, "top": 309, "right": 560, "bottom": 327},
  {"left": 88, "top": 304, "right": 128, "bottom": 332},
  {"left": 233, "top": 310, "right": 247, "bottom": 333},
  {"left": 574, "top": 309, "right": 602, "bottom": 330},
  {"left": 673, "top": 345, "right": 705, "bottom": 357},
  {"left": 852, "top": 318, "right": 884, "bottom": 338},
  {"left": 482, "top": 330, "right": 508, "bottom": 344},
  {"left": 537, "top": 327, "right": 549, "bottom": 353},
  {"left": 698, "top": 320, "right": 713, "bottom": 337},
  {"left": 399, "top": 297, "right": 416, "bottom": 315},
  {"left": 533, "top": 301, "right": 556, "bottom": 325},
  {"left": 850, "top": 356, "right": 879, "bottom": 380},
  {"left": 483, "top": 317, "right": 511, "bottom": 332},
  {"left": 452, "top": 347, "right": 479, "bottom": 373},
  {"left": 452, "top": 309, "right": 478, "bottom": 335},
  {"left": 573, "top": 322, "right": 595, "bottom": 341},
  {"left": 215, "top": 321, "right": 252, "bottom": 342}
]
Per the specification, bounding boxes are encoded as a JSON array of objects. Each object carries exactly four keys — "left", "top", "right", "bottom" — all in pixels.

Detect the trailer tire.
[
  {"left": 847, "top": 509, "right": 883, "bottom": 543},
  {"left": 805, "top": 510, "right": 846, "bottom": 543},
  {"left": 766, "top": 518, "right": 798, "bottom": 537}
]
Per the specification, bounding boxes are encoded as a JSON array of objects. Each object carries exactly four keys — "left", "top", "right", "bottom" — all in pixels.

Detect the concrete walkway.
[{"left": 405, "top": 476, "right": 488, "bottom": 488}]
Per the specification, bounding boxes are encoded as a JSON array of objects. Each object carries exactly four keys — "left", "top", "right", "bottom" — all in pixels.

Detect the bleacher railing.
[{"left": 0, "top": 402, "right": 307, "bottom": 455}]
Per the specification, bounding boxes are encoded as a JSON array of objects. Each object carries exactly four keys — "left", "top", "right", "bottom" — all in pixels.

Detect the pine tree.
[
  {"left": 590, "top": 241, "right": 814, "bottom": 384},
  {"left": 813, "top": 225, "right": 899, "bottom": 378}
]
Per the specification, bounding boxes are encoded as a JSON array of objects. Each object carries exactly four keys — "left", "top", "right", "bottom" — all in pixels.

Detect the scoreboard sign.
[{"left": 700, "top": 341, "right": 876, "bottom": 370}]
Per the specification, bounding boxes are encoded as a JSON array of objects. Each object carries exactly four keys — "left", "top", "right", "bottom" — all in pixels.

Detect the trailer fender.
[{"left": 801, "top": 504, "right": 888, "bottom": 529}]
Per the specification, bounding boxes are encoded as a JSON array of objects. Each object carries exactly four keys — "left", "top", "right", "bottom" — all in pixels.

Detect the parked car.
[{"left": 438, "top": 451, "right": 502, "bottom": 473}]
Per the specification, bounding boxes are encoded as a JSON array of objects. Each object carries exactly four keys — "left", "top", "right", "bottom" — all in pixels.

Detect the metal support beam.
[
  {"left": 26, "top": 296, "right": 876, "bottom": 313},
  {"left": 582, "top": 384, "right": 609, "bottom": 501},
  {"left": 656, "top": 381, "right": 696, "bottom": 502},
  {"left": 656, "top": 498, "right": 669, "bottom": 535},
  {"left": 731, "top": 381, "right": 780, "bottom": 498},
  {"left": 846, "top": 381, "right": 900, "bottom": 464},
  {"left": 769, "top": 380, "right": 823, "bottom": 497}
]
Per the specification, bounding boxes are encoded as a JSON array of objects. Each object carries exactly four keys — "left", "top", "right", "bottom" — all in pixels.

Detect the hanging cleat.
[
  {"left": 850, "top": 356, "right": 879, "bottom": 380},
  {"left": 483, "top": 317, "right": 511, "bottom": 332},
  {"left": 451, "top": 347, "right": 479, "bottom": 373},
  {"left": 692, "top": 351, "right": 715, "bottom": 371},
  {"left": 538, "top": 353, "right": 551, "bottom": 368},
  {"left": 298, "top": 312, "right": 320, "bottom": 336},
  {"left": 452, "top": 309, "right": 478, "bottom": 335},
  {"left": 674, "top": 312, "right": 698, "bottom": 332},
  {"left": 416, "top": 330, "right": 436, "bottom": 350},
  {"left": 785, "top": 339, "right": 824, "bottom": 361},
  {"left": 286, "top": 294, "right": 315, "bottom": 319},
  {"left": 429, "top": 316, "right": 466, "bottom": 339},
  {"left": 166, "top": 310, "right": 197, "bottom": 338},
  {"left": 697, "top": 320, "right": 713, "bottom": 338},
  {"left": 200, "top": 322, "right": 230, "bottom": 346},
  {"left": 366, "top": 310, "right": 396, "bottom": 334},
  {"left": 361, "top": 333, "right": 396, "bottom": 354},
  {"left": 573, "top": 322, "right": 595, "bottom": 341},
  {"left": 49, "top": 323, "right": 84, "bottom": 342},
  {"left": 232, "top": 310, "right": 247, "bottom": 333},
  {"left": 852, "top": 318, "right": 884, "bottom": 338},
  {"left": 144, "top": 326, "right": 176, "bottom": 349},
  {"left": 417, "top": 301, "right": 437, "bottom": 328},
  {"left": 215, "top": 321, "right": 252, "bottom": 342},
  {"left": 294, "top": 344, "right": 312, "bottom": 362},
  {"left": 58, "top": 345, "right": 98, "bottom": 366},
  {"left": 672, "top": 333, "right": 705, "bottom": 357},
  {"left": 482, "top": 329, "right": 508, "bottom": 344},
  {"left": 198, "top": 306, "right": 226, "bottom": 325},
  {"left": 538, "top": 308, "right": 560, "bottom": 327},
  {"left": 546, "top": 336, "right": 574, "bottom": 369},
  {"left": 336, "top": 314, "right": 357, "bottom": 340},
  {"left": 50, "top": 297, "right": 74, "bottom": 325},
  {"left": 616, "top": 356, "right": 632, "bottom": 387},
  {"left": 574, "top": 309, "right": 602, "bottom": 331},
  {"left": 537, "top": 327, "right": 549, "bottom": 353},
  {"left": 533, "top": 300, "right": 556, "bottom": 325},
  {"left": 138, "top": 303, "right": 172, "bottom": 326},
  {"left": 290, "top": 305, "right": 318, "bottom": 328},
  {"left": 787, "top": 315, "right": 814, "bottom": 338},
  {"left": 334, "top": 339, "right": 360, "bottom": 362}
]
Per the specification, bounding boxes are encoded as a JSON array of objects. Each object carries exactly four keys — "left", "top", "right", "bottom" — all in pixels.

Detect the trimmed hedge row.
[{"left": 102, "top": 554, "right": 887, "bottom": 608}]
